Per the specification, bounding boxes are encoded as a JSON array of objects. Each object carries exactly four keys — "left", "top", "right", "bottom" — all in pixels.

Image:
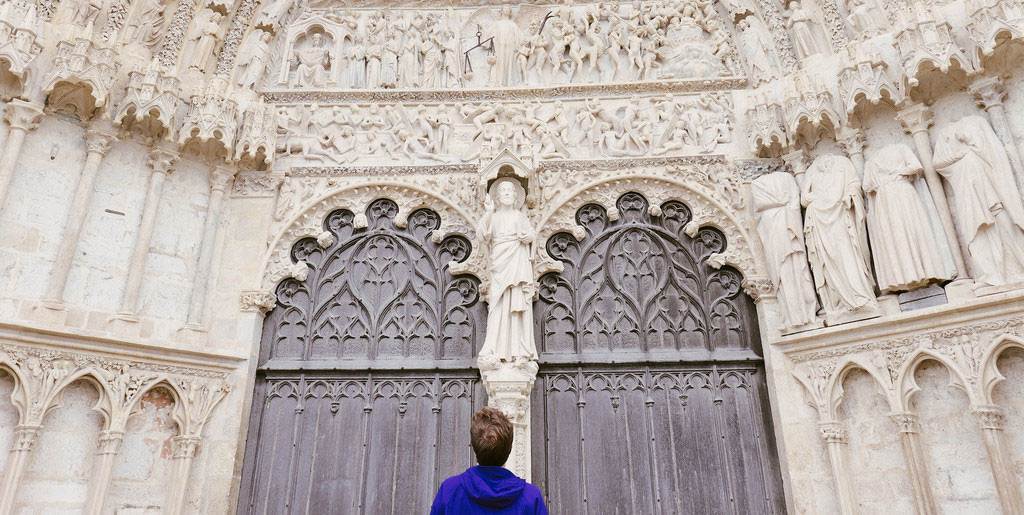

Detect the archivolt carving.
[
  {"left": 791, "top": 315, "right": 1024, "bottom": 419},
  {"left": 260, "top": 181, "right": 485, "bottom": 295},
  {"left": 532, "top": 167, "right": 766, "bottom": 290}
]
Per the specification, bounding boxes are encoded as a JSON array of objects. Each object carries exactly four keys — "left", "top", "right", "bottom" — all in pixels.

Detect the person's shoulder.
[
  {"left": 438, "top": 473, "right": 464, "bottom": 493},
  {"left": 521, "top": 481, "right": 544, "bottom": 500}
]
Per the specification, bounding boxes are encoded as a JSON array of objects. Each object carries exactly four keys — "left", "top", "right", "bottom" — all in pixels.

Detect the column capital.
[
  {"left": 970, "top": 76, "right": 1006, "bottom": 111},
  {"left": 818, "top": 420, "right": 848, "bottom": 443},
  {"left": 971, "top": 404, "right": 1006, "bottom": 430},
  {"left": 85, "top": 125, "right": 118, "bottom": 156},
  {"left": 890, "top": 412, "right": 921, "bottom": 433},
  {"left": 896, "top": 103, "right": 934, "bottom": 135},
  {"left": 210, "top": 166, "right": 235, "bottom": 193},
  {"left": 12, "top": 425, "right": 42, "bottom": 452},
  {"left": 836, "top": 126, "right": 866, "bottom": 157},
  {"left": 240, "top": 289, "right": 276, "bottom": 314},
  {"left": 781, "top": 148, "right": 810, "bottom": 176},
  {"left": 171, "top": 435, "right": 201, "bottom": 459},
  {"left": 147, "top": 146, "right": 179, "bottom": 175},
  {"left": 4, "top": 100, "right": 44, "bottom": 132},
  {"left": 96, "top": 430, "right": 125, "bottom": 455}
]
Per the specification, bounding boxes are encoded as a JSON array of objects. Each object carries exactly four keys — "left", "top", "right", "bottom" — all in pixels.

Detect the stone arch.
[
  {"left": 825, "top": 357, "right": 895, "bottom": 420},
  {"left": 980, "top": 334, "right": 1024, "bottom": 405},
  {"left": 258, "top": 182, "right": 484, "bottom": 296},
  {"left": 532, "top": 172, "right": 767, "bottom": 292},
  {"left": 896, "top": 350, "right": 976, "bottom": 411},
  {"left": 34, "top": 369, "right": 115, "bottom": 430}
]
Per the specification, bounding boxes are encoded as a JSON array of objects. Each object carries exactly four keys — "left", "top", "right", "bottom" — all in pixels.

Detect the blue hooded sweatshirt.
[{"left": 430, "top": 465, "right": 547, "bottom": 514}]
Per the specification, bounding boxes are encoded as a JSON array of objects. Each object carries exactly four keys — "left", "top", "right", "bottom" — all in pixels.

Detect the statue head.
[
  {"left": 500, "top": 6, "right": 513, "bottom": 19},
  {"left": 490, "top": 178, "right": 525, "bottom": 210},
  {"left": 312, "top": 33, "right": 323, "bottom": 46}
]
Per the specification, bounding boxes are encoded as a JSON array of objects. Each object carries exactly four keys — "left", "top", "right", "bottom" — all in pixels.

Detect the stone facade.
[{"left": 0, "top": 0, "right": 1022, "bottom": 512}]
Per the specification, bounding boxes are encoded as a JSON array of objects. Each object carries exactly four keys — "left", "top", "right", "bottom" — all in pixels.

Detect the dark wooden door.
[
  {"left": 532, "top": 192, "right": 786, "bottom": 514},
  {"left": 239, "top": 199, "right": 486, "bottom": 514}
]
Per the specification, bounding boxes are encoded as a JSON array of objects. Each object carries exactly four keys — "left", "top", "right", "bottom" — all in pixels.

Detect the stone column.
[
  {"left": 43, "top": 125, "right": 117, "bottom": 307},
  {"left": 186, "top": 167, "right": 234, "bottom": 326},
  {"left": 890, "top": 413, "right": 937, "bottom": 513},
  {"left": 83, "top": 429, "right": 125, "bottom": 514},
  {"left": 0, "top": 424, "right": 42, "bottom": 513},
  {"left": 971, "top": 405, "right": 1024, "bottom": 514},
  {"left": 818, "top": 421, "right": 856, "bottom": 515},
  {"left": 836, "top": 127, "right": 866, "bottom": 178},
  {"left": 896, "top": 103, "right": 970, "bottom": 280},
  {"left": 117, "top": 148, "right": 178, "bottom": 317},
  {"left": 166, "top": 435, "right": 201, "bottom": 514},
  {"left": 971, "top": 77, "right": 1024, "bottom": 194},
  {"left": 479, "top": 360, "right": 538, "bottom": 481},
  {"left": 0, "top": 100, "right": 43, "bottom": 214}
]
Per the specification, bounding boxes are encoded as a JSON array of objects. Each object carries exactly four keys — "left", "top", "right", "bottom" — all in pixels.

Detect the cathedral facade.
[{"left": 0, "top": 0, "right": 1023, "bottom": 512}]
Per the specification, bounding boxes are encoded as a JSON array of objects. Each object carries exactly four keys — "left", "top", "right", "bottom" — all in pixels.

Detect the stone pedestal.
[{"left": 478, "top": 358, "right": 538, "bottom": 481}]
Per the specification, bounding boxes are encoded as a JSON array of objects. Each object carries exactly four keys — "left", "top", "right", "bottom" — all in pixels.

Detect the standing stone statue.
[
  {"left": 478, "top": 179, "right": 538, "bottom": 363},
  {"left": 933, "top": 115, "right": 1024, "bottom": 287},
  {"left": 752, "top": 172, "right": 819, "bottom": 330},
  {"left": 736, "top": 17, "right": 780, "bottom": 84},
  {"left": 787, "top": 2, "right": 821, "bottom": 58},
  {"left": 863, "top": 144, "right": 951, "bottom": 292},
  {"left": 236, "top": 30, "right": 272, "bottom": 89},
  {"left": 486, "top": 6, "right": 523, "bottom": 87},
  {"left": 801, "top": 153, "right": 878, "bottom": 322}
]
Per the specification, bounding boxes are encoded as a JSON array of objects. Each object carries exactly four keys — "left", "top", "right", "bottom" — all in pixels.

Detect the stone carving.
[
  {"left": 934, "top": 116, "right": 1024, "bottom": 288},
  {"left": 863, "top": 144, "right": 951, "bottom": 292},
  {"left": 801, "top": 154, "right": 878, "bottom": 324},
  {"left": 41, "top": 36, "right": 118, "bottom": 120},
  {"left": 185, "top": 8, "right": 224, "bottom": 71},
  {"left": 124, "top": 0, "right": 166, "bottom": 48},
  {"left": 0, "top": 0, "right": 42, "bottom": 99},
  {"left": 478, "top": 179, "right": 537, "bottom": 364},
  {"left": 114, "top": 62, "right": 182, "bottom": 142},
  {"left": 293, "top": 32, "right": 331, "bottom": 88},
  {"left": 178, "top": 85, "right": 239, "bottom": 160},
  {"left": 837, "top": 44, "right": 904, "bottom": 116},
  {"left": 894, "top": 2, "right": 975, "bottom": 88},
  {"left": 236, "top": 29, "right": 272, "bottom": 89},
  {"left": 737, "top": 17, "right": 780, "bottom": 85},
  {"left": 787, "top": 2, "right": 823, "bottom": 58},
  {"left": 752, "top": 172, "right": 818, "bottom": 330},
  {"left": 846, "top": 0, "right": 888, "bottom": 39}
]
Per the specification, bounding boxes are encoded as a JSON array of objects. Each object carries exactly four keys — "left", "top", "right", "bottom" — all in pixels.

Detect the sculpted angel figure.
[
  {"left": 478, "top": 179, "right": 538, "bottom": 363},
  {"left": 737, "top": 17, "right": 779, "bottom": 83},
  {"left": 236, "top": 30, "right": 272, "bottom": 89},
  {"left": 187, "top": 10, "right": 224, "bottom": 71},
  {"left": 787, "top": 2, "right": 821, "bottom": 58},
  {"left": 126, "top": 0, "right": 166, "bottom": 48}
]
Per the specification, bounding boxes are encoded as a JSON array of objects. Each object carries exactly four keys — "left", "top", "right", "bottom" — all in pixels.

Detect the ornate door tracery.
[
  {"left": 533, "top": 191, "right": 785, "bottom": 514},
  {"left": 240, "top": 198, "right": 486, "bottom": 514}
]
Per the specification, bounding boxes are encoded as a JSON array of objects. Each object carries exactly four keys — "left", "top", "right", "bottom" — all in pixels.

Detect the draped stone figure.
[
  {"left": 295, "top": 33, "right": 330, "bottom": 88},
  {"left": 236, "top": 30, "right": 272, "bottom": 89},
  {"left": 802, "top": 154, "right": 878, "bottom": 322},
  {"left": 752, "top": 172, "right": 818, "bottom": 330},
  {"left": 126, "top": 0, "right": 165, "bottom": 48},
  {"left": 863, "top": 144, "right": 951, "bottom": 292},
  {"left": 478, "top": 179, "right": 538, "bottom": 362},
  {"left": 487, "top": 7, "right": 523, "bottom": 87},
  {"left": 934, "top": 115, "right": 1024, "bottom": 287},
  {"left": 787, "top": 2, "right": 820, "bottom": 58}
]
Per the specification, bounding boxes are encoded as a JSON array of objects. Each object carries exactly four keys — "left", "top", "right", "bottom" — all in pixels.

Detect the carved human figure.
[
  {"left": 787, "top": 2, "right": 821, "bottom": 58},
  {"left": 72, "top": 0, "right": 103, "bottom": 28},
  {"left": 421, "top": 27, "right": 443, "bottom": 89},
  {"left": 347, "top": 35, "right": 367, "bottom": 89},
  {"left": 736, "top": 17, "right": 779, "bottom": 83},
  {"left": 365, "top": 34, "right": 383, "bottom": 88},
  {"left": 399, "top": 28, "right": 422, "bottom": 88},
  {"left": 478, "top": 179, "right": 538, "bottom": 362},
  {"left": 863, "top": 144, "right": 950, "bottom": 292},
  {"left": 752, "top": 172, "right": 818, "bottom": 329},
  {"left": 487, "top": 6, "right": 523, "bottom": 87},
  {"left": 256, "top": 0, "right": 293, "bottom": 28},
  {"left": 846, "top": 0, "right": 888, "bottom": 37},
  {"left": 236, "top": 30, "right": 272, "bottom": 89},
  {"left": 126, "top": 0, "right": 165, "bottom": 47},
  {"left": 441, "top": 27, "right": 462, "bottom": 88},
  {"left": 801, "top": 154, "right": 877, "bottom": 319},
  {"left": 187, "top": 10, "right": 223, "bottom": 71},
  {"left": 295, "top": 33, "right": 330, "bottom": 88},
  {"left": 381, "top": 32, "right": 399, "bottom": 88},
  {"left": 933, "top": 115, "right": 1024, "bottom": 287}
]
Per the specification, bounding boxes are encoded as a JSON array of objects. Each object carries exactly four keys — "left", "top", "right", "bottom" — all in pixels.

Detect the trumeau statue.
[
  {"left": 478, "top": 179, "right": 538, "bottom": 364},
  {"left": 752, "top": 172, "right": 819, "bottom": 330},
  {"left": 934, "top": 116, "right": 1024, "bottom": 287},
  {"left": 802, "top": 154, "right": 878, "bottom": 323},
  {"left": 863, "top": 144, "right": 952, "bottom": 292}
]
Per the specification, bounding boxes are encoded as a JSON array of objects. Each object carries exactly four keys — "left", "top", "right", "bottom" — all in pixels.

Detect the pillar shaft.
[
  {"left": 84, "top": 430, "right": 125, "bottom": 514},
  {"left": 166, "top": 436, "right": 200, "bottom": 514},
  {"left": 186, "top": 167, "right": 233, "bottom": 326},
  {"left": 971, "top": 405, "right": 1024, "bottom": 514},
  {"left": 819, "top": 421, "right": 856, "bottom": 515},
  {"left": 119, "top": 149, "right": 178, "bottom": 315},
  {"left": 45, "top": 126, "right": 116, "bottom": 305},
  {"left": 896, "top": 103, "right": 970, "bottom": 279},
  {"left": 972, "top": 77, "right": 1024, "bottom": 195},
  {"left": 890, "top": 413, "right": 937, "bottom": 514},
  {"left": 0, "top": 425, "right": 42, "bottom": 513},
  {"left": 0, "top": 100, "right": 43, "bottom": 215}
]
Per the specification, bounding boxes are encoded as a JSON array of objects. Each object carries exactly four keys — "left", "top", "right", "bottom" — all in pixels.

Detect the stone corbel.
[
  {"left": 240, "top": 289, "right": 277, "bottom": 314},
  {"left": 114, "top": 61, "right": 183, "bottom": 142},
  {"left": 894, "top": 4, "right": 977, "bottom": 89},
  {"left": 0, "top": 0, "right": 43, "bottom": 99},
  {"left": 837, "top": 44, "right": 905, "bottom": 116},
  {"left": 478, "top": 358, "right": 539, "bottom": 481}
]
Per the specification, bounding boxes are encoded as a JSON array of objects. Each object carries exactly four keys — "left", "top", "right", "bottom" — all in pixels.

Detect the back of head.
[{"left": 470, "top": 407, "right": 514, "bottom": 466}]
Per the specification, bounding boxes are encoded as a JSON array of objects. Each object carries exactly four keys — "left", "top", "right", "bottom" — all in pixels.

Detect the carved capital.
[
  {"left": 890, "top": 413, "right": 921, "bottom": 434},
  {"left": 742, "top": 276, "right": 776, "bottom": 302},
  {"left": 12, "top": 424, "right": 42, "bottom": 452},
  {"left": 171, "top": 435, "right": 201, "bottom": 459},
  {"left": 818, "top": 421, "right": 848, "bottom": 443},
  {"left": 147, "top": 147, "right": 179, "bottom": 176},
  {"left": 896, "top": 103, "right": 933, "bottom": 136},
  {"left": 835, "top": 127, "right": 866, "bottom": 157},
  {"left": 240, "top": 289, "right": 276, "bottom": 313},
  {"left": 970, "top": 76, "right": 1006, "bottom": 111},
  {"left": 97, "top": 430, "right": 125, "bottom": 455},
  {"left": 85, "top": 126, "right": 117, "bottom": 156},
  {"left": 781, "top": 149, "right": 810, "bottom": 176},
  {"left": 971, "top": 404, "right": 1006, "bottom": 430},
  {"left": 4, "top": 99, "right": 44, "bottom": 132},
  {"left": 210, "top": 166, "right": 235, "bottom": 193}
]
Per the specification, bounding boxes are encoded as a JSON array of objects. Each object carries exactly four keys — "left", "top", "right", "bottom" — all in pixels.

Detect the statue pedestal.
[{"left": 479, "top": 358, "right": 538, "bottom": 481}]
